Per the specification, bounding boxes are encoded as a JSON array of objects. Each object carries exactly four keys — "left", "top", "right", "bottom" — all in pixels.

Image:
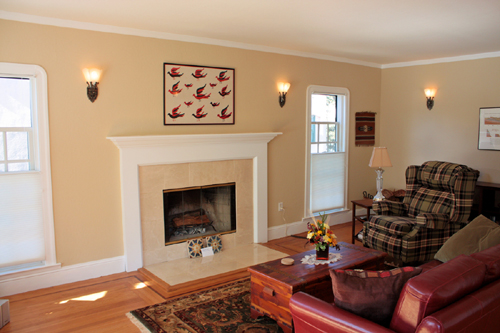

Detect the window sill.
[{"left": 0, "top": 263, "right": 61, "bottom": 281}]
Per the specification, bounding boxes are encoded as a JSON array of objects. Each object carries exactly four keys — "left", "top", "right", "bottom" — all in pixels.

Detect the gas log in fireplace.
[{"left": 163, "top": 182, "right": 236, "bottom": 245}]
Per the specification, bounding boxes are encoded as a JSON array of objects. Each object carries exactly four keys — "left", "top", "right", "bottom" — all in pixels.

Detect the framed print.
[
  {"left": 478, "top": 107, "right": 500, "bottom": 150},
  {"left": 163, "top": 63, "right": 235, "bottom": 125}
]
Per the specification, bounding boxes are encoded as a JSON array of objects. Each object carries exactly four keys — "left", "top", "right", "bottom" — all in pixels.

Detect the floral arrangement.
[{"left": 306, "top": 212, "right": 340, "bottom": 252}]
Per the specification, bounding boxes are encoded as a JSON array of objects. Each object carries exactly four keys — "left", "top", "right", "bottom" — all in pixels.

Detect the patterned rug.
[{"left": 127, "top": 279, "right": 283, "bottom": 333}]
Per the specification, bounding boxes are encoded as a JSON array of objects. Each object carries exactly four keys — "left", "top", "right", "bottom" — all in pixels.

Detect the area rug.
[{"left": 127, "top": 279, "right": 283, "bottom": 333}]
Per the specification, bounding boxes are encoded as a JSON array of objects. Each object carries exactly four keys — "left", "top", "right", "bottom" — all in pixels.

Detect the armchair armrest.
[
  {"left": 416, "top": 213, "right": 450, "bottom": 229},
  {"left": 373, "top": 200, "right": 407, "bottom": 216},
  {"left": 289, "top": 292, "right": 396, "bottom": 333}
]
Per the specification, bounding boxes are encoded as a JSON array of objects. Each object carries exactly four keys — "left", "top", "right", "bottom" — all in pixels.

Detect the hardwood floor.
[{"left": 2, "top": 222, "right": 360, "bottom": 332}]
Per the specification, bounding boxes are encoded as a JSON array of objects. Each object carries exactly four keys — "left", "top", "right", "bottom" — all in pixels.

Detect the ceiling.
[{"left": 1, "top": 0, "right": 500, "bottom": 67}]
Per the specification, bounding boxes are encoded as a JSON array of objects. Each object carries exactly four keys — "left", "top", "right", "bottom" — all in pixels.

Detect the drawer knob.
[{"left": 263, "top": 286, "right": 274, "bottom": 296}]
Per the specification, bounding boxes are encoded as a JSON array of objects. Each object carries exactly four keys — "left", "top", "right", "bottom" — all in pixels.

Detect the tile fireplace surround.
[{"left": 108, "top": 133, "right": 281, "bottom": 272}]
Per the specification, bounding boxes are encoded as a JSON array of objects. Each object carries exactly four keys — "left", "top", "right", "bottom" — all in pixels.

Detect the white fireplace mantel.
[{"left": 108, "top": 132, "right": 281, "bottom": 272}]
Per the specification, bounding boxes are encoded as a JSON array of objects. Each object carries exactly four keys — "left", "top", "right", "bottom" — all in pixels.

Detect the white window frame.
[
  {"left": 0, "top": 63, "right": 57, "bottom": 275},
  {"left": 305, "top": 85, "right": 350, "bottom": 216}
]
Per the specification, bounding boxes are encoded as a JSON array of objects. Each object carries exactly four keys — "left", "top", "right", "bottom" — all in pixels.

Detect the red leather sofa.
[{"left": 289, "top": 244, "right": 500, "bottom": 333}]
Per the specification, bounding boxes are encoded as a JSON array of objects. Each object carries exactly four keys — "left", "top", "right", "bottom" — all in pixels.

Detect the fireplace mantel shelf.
[{"left": 107, "top": 132, "right": 281, "bottom": 148}]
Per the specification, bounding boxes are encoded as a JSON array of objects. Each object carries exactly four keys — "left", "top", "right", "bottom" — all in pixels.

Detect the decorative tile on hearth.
[
  {"left": 206, "top": 235, "right": 222, "bottom": 254},
  {"left": 187, "top": 238, "right": 204, "bottom": 258}
]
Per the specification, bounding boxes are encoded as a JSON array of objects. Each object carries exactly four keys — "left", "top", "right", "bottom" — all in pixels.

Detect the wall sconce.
[
  {"left": 83, "top": 68, "right": 102, "bottom": 103},
  {"left": 278, "top": 82, "right": 290, "bottom": 108},
  {"left": 424, "top": 89, "right": 435, "bottom": 110}
]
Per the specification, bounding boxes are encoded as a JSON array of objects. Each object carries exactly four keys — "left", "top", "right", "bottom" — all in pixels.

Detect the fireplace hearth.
[{"left": 163, "top": 183, "right": 236, "bottom": 244}]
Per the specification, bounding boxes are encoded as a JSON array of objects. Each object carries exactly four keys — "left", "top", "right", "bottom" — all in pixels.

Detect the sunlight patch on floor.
[{"left": 144, "top": 244, "right": 287, "bottom": 286}]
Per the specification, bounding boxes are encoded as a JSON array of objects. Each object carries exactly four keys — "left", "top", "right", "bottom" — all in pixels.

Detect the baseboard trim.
[
  {"left": 0, "top": 256, "right": 125, "bottom": 297},
  {"left": 268, "top": 209, "right": 363, "bottom": 241}
]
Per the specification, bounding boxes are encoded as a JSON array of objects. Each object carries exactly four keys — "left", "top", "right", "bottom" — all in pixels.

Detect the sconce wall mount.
[
  {"left": 425, "top": 89, "right": 435, "bottom": 110},
  {"left": 83, "top": 68, "right": 102, "bottom": 103},
  {"left": 278, "top": 82, "right": 290, "bottom": 108}
]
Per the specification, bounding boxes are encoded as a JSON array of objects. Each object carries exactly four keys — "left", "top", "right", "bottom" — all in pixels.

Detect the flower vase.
[{"left": 316, "top": 246, "right": 329, "bottom": 260}]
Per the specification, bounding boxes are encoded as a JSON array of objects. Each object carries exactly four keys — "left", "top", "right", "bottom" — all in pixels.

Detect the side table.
[{"left": 351, "top": 199, "right": 373, "bottom": 244}]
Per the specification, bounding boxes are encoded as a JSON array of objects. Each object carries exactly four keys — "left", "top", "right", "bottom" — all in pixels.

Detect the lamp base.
[{"left": 373, "top": 168, "right": 385, "bottom": 201}]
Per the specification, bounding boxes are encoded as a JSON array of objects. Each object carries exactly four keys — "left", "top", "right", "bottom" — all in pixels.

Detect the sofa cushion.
[
  {"left": 471, "top": 243, "right": 500, "bottom": 285},
  {"left": 390, "top": 255, "right": 486, "bottom": 333},
  {"left": 330, "top": 267, "right": 422, "bottom": 327},
  {"left": 434, "top": 215, "right": 500, "bottom": 262}
]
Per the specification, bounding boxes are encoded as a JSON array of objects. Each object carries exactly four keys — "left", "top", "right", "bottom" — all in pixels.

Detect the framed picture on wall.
[
  {"left": 478, "top": 107, "right": 500, "bottom": 151},
  {"left": 163, "top": 63, "right": 235, "bottom": 125}
]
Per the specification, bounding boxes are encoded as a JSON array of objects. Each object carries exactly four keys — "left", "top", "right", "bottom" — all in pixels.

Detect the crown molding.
[
  {"left": 0, "top": 10, "right": 381, "bottom": 68},
  {"left": 2, "top": 10, "right": 499, "bottom": 69}
]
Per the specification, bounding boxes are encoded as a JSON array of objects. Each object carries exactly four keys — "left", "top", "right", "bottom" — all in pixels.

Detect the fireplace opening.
[{"left": 163, "top": 182, "right": 236, "bottom": 245}]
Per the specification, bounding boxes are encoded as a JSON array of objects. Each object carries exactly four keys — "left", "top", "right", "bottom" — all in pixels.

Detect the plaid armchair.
[{"left": 362, "top": 161, "right": 480, "bottom": 265}]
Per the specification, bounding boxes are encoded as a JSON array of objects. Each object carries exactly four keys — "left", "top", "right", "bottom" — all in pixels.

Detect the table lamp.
[{"left": 369, "top": 147, "right": 392, "bottom": 201}]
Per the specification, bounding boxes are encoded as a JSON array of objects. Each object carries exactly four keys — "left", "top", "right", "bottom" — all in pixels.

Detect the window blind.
[
  {"left": 311, "top": 152, "right": 345, "bottom": 212},
  {"left": 0, "top": 172, "right": 46, "bottom": 268}
]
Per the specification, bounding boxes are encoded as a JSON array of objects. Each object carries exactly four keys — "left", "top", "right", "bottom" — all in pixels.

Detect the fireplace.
[
  {"left": 164, "top": 183, "right": 236, "bottom": 244},
  {"left": 107, "top": 132, "right": 280, "bottom": 271}
]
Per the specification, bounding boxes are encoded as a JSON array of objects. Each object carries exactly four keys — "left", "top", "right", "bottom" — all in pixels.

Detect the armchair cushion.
[
  {"left": 434, "top": 215, "right": 500, "bottom": 263},
  {"left": 330, "top": 267, "right": 422, "bottom": 327},
  {"left": 408, "top": 187, "right": 454, "bottom": 218},
  {"left": 415, "top": 213, "right": 450, "bottom": 229},
  {"left": 368, "top": 216, "right": 415, "bottom": 236}
]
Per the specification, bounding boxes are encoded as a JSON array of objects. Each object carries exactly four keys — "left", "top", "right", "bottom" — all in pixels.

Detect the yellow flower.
[
  {"left": 317, "top": 230, "right": 322, "bottom": 235},
  {"left": 324, "top": 223, "right": 330, "bottom": 229},
  {"left": 307, "top": 231, "right": 314, "bottom": 239}
]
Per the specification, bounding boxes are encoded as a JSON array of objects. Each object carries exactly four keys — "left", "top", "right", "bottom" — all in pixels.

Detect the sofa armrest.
[
  {"left": 416, "top": 213, "right": 450, "bottom": 229},
  {"left": 289, "top": 292, "right": 396, "bottom": 333},
  {"left": 373, "top": 200, "right": 407, "bottom": 216},
  {"left": 415, "top": 279, "right": 500, "bottom": 333}
]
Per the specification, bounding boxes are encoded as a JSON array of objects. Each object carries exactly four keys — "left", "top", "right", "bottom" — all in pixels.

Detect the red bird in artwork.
[
  {"left": 192, "top": 69, "right": 207, "bottom": 79},
  {"left": 217, "top": 105, "right": 232, "bottom": 119},
  {"left": 184, "top": 83, "right": 193, "bottom": 88},
  {"left": 209, "top": 83, "right": 218, "bottom": 88},
  {"left": 167, "top": 67, "right": 184, "bottom": 79},
  {"left": 168, "top": 105, "right": 185, "bottom": 119},
  {"left": 210, "top": 102, "right": 220, "bottom": 107},
  {"left": 218, "top": 85, "right": 232, "bottom": 97},
  {"left": 216, "top": 71, "right": 230, "bottom": 82},
  {"left": 192, "top": 105, "right": 208, "bottom": 119},
  {"left": 168, "top": 81, "right": 183, "bottom": 95},
  {"left": 184, "top": 101, "right": 194, "bottom": 107},
  {"left": 193, "top": 84, "right": 211, "bottom": 100}
]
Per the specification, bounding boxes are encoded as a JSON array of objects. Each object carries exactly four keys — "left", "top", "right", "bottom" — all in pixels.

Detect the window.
[
  {"left": 306, "top": 86, "right": 349, "bottom": 214},
  {"left": 0, "top": 63, "right": 56, "bottom": 273}
]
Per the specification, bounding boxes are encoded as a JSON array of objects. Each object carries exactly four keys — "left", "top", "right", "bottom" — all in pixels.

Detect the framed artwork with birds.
[{"left": 164, "top": 63, "right": 235, "bottom": 125}]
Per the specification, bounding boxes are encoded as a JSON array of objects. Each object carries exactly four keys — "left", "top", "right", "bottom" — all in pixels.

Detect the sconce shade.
[
  {"left": 369, "top": 147, "right": 392, "bottom": 168},
  {"left": 278, "top": 82, "right": 290, "bottom": 108},
  {"left": 83, "top": 68, "right": 102, "bottom": 83},
  {"left": 278, "top": 82, "right": 290, "bottom": 93}
]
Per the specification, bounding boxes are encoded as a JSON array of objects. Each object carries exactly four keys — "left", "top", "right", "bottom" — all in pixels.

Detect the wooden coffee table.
[{"left": 248, "top": 242, "right": 387, "bottom": 333}]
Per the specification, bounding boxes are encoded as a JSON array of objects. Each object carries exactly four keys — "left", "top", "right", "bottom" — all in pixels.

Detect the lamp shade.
[{"left": 369, "top": 147, "right": 392, "bottom": 168}]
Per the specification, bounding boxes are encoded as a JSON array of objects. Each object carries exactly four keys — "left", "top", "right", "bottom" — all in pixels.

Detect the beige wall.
[
  {"left": 0, "top": 19, "right": 381, "bottom": 266},
  {"left": 380, "top": 57, "right": 500, "bottom": 190}
]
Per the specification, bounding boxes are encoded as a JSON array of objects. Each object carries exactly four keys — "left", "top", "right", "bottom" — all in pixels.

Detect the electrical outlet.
[{"left": 278, "top": 202, "right": 284, "bottom": 211}]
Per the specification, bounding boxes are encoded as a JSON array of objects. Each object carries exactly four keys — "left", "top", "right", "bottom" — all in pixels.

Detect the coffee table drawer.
[{"left": 250, "top": 276, "right": 293, "bottom": 330}]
